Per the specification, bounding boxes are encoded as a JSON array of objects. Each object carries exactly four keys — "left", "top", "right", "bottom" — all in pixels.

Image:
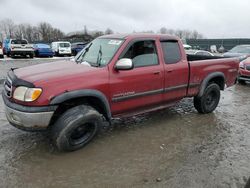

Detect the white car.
[
  {"left": 183, "top": 44, "right": 192, "bottom": 50},
  {"left": 186, "top": 50, "right": 214, "bottom": 56},
  {"left": 51, "top": 41, "right": 71, "bottom": 56},
  {"left": 0, "top": 42, "right": 4, "bottom": 58}
]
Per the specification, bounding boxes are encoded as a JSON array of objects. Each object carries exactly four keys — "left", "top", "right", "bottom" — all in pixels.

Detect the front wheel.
[
  {"left": 51, "top": 105, "right": 103, "bottom": 152},
  {"left": 194, "top": 83, "right": 220, "bottom": 114}
]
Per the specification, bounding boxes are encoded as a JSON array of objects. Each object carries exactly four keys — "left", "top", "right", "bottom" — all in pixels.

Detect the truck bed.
[{"left": 187, "top": 57, "right": 239, "bottom": 96}]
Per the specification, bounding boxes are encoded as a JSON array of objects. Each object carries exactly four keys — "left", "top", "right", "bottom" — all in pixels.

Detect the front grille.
[
  {"left": 4, "top": 75, "right": 13, "bottom": 98},
  {"left": 246, "top": 65, "right": 250, "bottom": 71}
]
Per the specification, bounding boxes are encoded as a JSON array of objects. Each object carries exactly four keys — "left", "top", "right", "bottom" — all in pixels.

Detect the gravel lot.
[{"left": 0, "top": 58, "right": 250, "bottom": 188}]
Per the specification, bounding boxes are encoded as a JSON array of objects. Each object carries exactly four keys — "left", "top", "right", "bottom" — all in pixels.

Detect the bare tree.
[
  {"left": 105, "top": 28, "right": 114, "bottom": 35},
  {"left": 38, "top": 22, "right": 65, "bottom": 42},
  {"left": 159, "top": 27, "right": 167, "bottom": 34},
  {"left": 175, "top": 29, "right": 185, "bottom": 39},
  {"left": 15, "top": 24, "right": 25, "bottom": 39},
  {"left": 84, "top": 25, "right": 88, "bottom": 35},
  {"left": 158, "top": 27, "right": 204, "bottom": 39},
  {"left": 51, "top": 28, "right": 64, "bottom": 41},
  {"left": 0, "top": 18, "right": 16, "bottom": 38},
  {"left": 92, "top": 31, "right": 104, "bottom": 38},
  {"left": 38, "top": 22, "right": 53, "bottom": 42},
  {"left": 190, "top": 30, "right": 203, "bottom": 39}
]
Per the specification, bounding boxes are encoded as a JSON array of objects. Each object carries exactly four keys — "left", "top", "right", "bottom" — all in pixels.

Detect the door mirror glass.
[{"left": 115, "top": 58, "right": 133, "bottom": 70}]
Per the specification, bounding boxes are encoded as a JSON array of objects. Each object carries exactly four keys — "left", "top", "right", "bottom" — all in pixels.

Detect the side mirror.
[{"left": 115, "top": 58, "right": 133, "bottom": 70}]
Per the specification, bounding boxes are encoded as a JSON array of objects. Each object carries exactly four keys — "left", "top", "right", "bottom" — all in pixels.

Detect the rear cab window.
[
  {"left": 121, "top": 40, "right": 159, "bottom": 68},
  {"left": 161, "top": 40, "right": 182, "bottom": 64},
  {"left": 11, "top": 40, "right": 28, "bottom": 45}
]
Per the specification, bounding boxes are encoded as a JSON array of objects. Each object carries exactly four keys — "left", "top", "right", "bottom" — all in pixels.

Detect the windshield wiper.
[
  {"left": 96, "top": 45, "right": 102, "bottom": 67},
  {"left": 76, "top": 43, "right": 93, "bottom": 64}
]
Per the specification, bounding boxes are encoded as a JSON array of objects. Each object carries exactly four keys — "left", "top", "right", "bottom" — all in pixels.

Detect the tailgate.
[{"left": 11, "top": 44, "right": 34, "bottom": 51}]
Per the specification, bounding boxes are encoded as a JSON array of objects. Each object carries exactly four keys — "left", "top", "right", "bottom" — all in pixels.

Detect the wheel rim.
[
  {"left": 205, "top": 90, "right": 217, "bottom": 108},
  {"left": 69, "top": 123, "right": 96, "bottom": 146}
]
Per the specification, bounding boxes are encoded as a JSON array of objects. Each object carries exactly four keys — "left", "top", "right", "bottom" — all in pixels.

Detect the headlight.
[
  {"left": 13, "top": 86, "right": 42, "bottom": 102},
  {"left": 239, "top": 61, "right": 245, "bottom": 69}
]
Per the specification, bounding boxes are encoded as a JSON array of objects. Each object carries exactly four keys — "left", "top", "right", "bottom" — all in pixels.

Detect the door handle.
[
  {"left": 153, "top": 71, "right": 160, "bottom": 75},
  {"left": 167, "top": 69, "right": 173, "bottom": 73}
]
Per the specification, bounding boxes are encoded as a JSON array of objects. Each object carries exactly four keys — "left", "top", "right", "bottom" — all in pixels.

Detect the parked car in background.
[
  {"left": 34, "top": 43, "right": 54, "bottom": 57},
  {"left": 71, "top": 42, "right": 88, "bottom": 56},
  {"left": 223, "top": 45, "right": 250, "bottom": 61},
  {"left": 186, "top": 49, "right": 214, "bottom": 56},
  {"left": 0, "top": 42, "right": 4, "bottom": 58},
  {"left": 238, "top": 57, "right": 250, "bottom": 84},
  {"left": 51, "top": 41, "right": 71, "bottom": 56},
  {"left": 183, "top": 44, "right": 192, "bottom": 50},
  {"left": 6, "top": 39, "right": 34, "bottom": 58}
]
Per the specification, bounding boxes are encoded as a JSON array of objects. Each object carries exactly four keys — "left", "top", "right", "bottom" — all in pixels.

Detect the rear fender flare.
[{"left": 198, "top": 72, "right": 225, "bottom": 97}]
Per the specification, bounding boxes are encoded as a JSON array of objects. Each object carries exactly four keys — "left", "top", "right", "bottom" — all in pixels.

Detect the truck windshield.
[{"left": 76, "top": 38, "right": 124, "bottom": 67}]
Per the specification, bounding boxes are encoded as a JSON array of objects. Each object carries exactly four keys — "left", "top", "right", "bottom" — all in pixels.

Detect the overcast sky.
[{"left": 0, "top": 0, "right": 249, "bottom": 38}]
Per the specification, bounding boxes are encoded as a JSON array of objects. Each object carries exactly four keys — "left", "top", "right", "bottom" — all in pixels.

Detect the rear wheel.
[
  {"left": 51, "top": 105, "right": 103, "bottom": 152},
  {"left": 194, "top": 83, "right": 220, "bottom": 114}
]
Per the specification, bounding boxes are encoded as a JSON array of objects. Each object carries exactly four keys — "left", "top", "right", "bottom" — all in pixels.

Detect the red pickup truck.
[{"left": 2, "top": 34, "right": 239, "bottom": 151}]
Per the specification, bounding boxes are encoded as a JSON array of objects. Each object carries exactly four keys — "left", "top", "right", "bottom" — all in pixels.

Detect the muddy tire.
[
  {"left": 51, "top": 105, "right": 103, "bottom": 152},
  {"left": 194, "top": 83, "right": 220, "bottom": 114}
]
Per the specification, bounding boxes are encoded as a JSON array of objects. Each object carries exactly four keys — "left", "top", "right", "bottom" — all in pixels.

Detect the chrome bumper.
[
  {"left": 2, "top": 93, "right": 57, "bottom": 131},
  {"left": 5, "top": 105, "right": 54, "bottom": 130},
  {"left": 238, "top": 76, "right": 250, "bottom": 82}
]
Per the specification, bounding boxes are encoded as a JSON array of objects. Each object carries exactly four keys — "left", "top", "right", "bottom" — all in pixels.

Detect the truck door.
[
  {"left": 160, "top": 40, "right": 189, "bottom": 102},
  {"left": 110, "top": 39, "right": 164, "bottom": 115}
]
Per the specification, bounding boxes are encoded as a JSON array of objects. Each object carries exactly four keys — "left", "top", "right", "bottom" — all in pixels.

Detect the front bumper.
[
  {"left": 37, "top": 52, "right": 54, "bottom": 57},
  {"left": 58, "top": 50, "right": 71, "bottom": 55},
  {"left": 238, "top": 69, "right": 250, "bottom": 82},
  {"left": 11, "top": 50, "right": 34, "bottom": 56},
  {"left": 2, "top": 93, "right": 57, "bottom": 131}
]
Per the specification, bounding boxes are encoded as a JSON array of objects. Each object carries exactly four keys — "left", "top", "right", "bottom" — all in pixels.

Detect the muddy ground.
[{"left": 0, "top": 59, "right": 250, "bottom": 188}]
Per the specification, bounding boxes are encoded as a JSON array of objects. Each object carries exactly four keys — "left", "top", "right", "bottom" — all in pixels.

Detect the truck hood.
[{"left": 14, "top": 60, "right": 100, "bottom": 85}]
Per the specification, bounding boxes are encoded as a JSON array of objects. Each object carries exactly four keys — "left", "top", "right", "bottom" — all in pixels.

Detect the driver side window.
[{"left": 121, "top": 40, "right": 158, "bottom": 68}]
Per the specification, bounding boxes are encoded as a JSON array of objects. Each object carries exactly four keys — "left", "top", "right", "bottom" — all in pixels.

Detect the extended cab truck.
[{"left": 2, "top": 34, "right": 239, "bottom": 151}]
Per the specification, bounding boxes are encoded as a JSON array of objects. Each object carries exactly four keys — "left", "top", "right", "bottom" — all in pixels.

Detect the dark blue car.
[
  {"left": 71, "top": 42, "right": 88, "bottom": 56},
  {"left": 34, "top": 43, "right": 54, "bottom": 57}
]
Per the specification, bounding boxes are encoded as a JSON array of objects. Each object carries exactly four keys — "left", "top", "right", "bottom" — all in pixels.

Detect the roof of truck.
[{"left": 99, "top": 33, "right": 179, "bottom": 40}]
